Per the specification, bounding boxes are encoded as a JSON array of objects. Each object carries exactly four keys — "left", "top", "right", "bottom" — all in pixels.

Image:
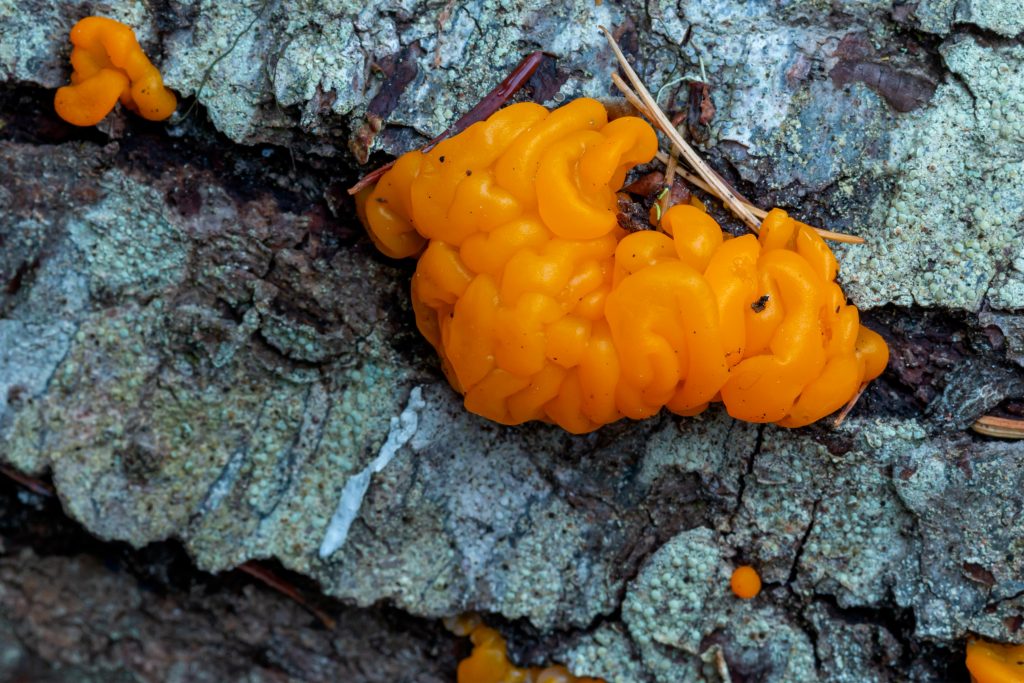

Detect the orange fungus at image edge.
[
  {"left": 54, "top": 16, "right": 177, "bottom": 126},
  {"left": 455, "top": 622, "right": 603, "bottom": 683},
  {"left": 357, "top": 97, "right": 889, "bottom": 434},
  {"left": 966, "top": 638, "right": 1024, "bottom": 683}
]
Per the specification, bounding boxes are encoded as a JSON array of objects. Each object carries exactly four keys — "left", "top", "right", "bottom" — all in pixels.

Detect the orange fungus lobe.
[
  {"left": 965, "top": 638, "right": 1024, "bottom": 683},
  {"left": 358, "top": 98, "right": 889, "bottom": 433},
  {"left": 54, "top": 16, "right": 177, "bottom": 126}
]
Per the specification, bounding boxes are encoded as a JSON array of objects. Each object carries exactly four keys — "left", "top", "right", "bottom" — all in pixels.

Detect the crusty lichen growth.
[
  {"left": 895, "top": 438, "right": 1024, "bottom": 642},
  {"left": 560, "top": 624, "right": 650, "bottom": 683},
  {"left": 68, "top": 172, "right": 188, "bottom": 299},
  {"left": 841, "top": 37, "right": 1024, "bottom": 311},
  {"left": 726, "top": 420, "right": 923, "bottom": 606},
  {"left": 622, "top": 527, "right": 817, "bottom": 682}
]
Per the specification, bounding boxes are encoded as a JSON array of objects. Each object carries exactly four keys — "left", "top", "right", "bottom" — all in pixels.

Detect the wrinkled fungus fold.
[
  {"left": 54, "top": 16, "right": 177, "bottom": 126},
  {"left": 359, "top": 98, "right": 888, "bottom": 433}
]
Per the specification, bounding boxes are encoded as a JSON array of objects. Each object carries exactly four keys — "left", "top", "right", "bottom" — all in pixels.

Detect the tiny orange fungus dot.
[{"left": 730, "top": 565, "right": 762, "bottom": 599}]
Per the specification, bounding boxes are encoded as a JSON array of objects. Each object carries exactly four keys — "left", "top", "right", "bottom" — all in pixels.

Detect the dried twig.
[
  {"left": 238, "top": 561, "right": 337, "bottom": 629},
  {"left": 658, "top": 152, "right": 679, "bottom": 223},
  {"left": 613, "top": 71, "right": 651, "bottom": 117},
  {"left": 602, "top": 27, "right": 761, "bottom": 231},
  {"left": 0, "top": 465, "right": 55, "bottom": 497},
  {"left": 654, "top": 151, "right": 732, "bottom": 202},
  {"left": 800, "top": 224, "right": 867, "bottom": 245},
  {"left": 610, "top": 47, "right": 865, "bottom": 245},
  {"left": 971, "top": 415, "right": 1024, "bottom": 439}
]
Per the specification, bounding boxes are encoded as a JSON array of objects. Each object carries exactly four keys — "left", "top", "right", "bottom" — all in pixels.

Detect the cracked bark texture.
[
  {"left": 0, "top": 478, "right": 456, "bottom": 683},
  {"left": 1, "top": 0, "right": 1023, "bottom": 681}
]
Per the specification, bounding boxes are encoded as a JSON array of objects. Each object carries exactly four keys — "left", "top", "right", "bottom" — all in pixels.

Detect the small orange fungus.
[
  {"left": 730, "top": 565, "right": 761, "bottom": 599},
  {"left": 359, "top": 98, "right": 888, "bottom": 433},
  {"left": 966, "top": 637, "right": 1024, "bottom": 683},
  {"left": 54, "top": 16, "right": 177, "bottom": 126},
  {"left": 454, "top": 620, "right": 604, "bottom": 683}
]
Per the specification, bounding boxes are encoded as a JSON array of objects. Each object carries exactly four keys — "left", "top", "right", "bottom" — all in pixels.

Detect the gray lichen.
[
  {"left": 841, "top": 37, "right": 1024, "bottom": 311},
  {"left": 895, "top": 438, "right": 1024, "bottom": 642},
  {"left": 621, "top": 527, "right": 817, "bottom": 682}
]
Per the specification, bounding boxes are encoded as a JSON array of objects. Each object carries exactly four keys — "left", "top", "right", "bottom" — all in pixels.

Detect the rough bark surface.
[
  {"left": 2, "top": 0, "right": 1023, "bottom": 681},
  {"left": 0, "top": 477, "right": 456, "bottom": 683}
]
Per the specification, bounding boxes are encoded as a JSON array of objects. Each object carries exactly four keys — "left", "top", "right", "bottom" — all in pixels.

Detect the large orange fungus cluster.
[
  {"left": 359, "top": 98, "right": 888, "bottom": 433},
  {"left": 54, "top": 16, "right": 177, "bottom": 126}
]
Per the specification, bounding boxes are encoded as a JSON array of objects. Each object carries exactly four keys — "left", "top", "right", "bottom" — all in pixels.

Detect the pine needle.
[
  {"left": 605, "top": 30, "right": 866, "bottom": 246},
  {"left": 601, "top": 27, "right": 761, "bottom": 231},
  {"left": 971, "top": 415, "right": 1024, "bottom": 439},
  {"left": 653, "top": 152, "right": 866, "bottom": 245},
  {"left": 833, "top": 383, "right": 868, "bottom": 427}
]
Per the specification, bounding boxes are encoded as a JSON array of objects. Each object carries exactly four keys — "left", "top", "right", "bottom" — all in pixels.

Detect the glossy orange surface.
[
  {"left": 966, "top": 638, "right": 1024, "bottom": 683},
  {"left": 55, "top": 16, "right": 176, "bottom": 126},
  {"left": 360, "top": 98, "right": 888, "bottom": 433},
  {"left": 730, "top": 565, "right": 762, "bottom": 599},
  {"left": 458, "top": 623, "right": 604, "bottom": 683}
]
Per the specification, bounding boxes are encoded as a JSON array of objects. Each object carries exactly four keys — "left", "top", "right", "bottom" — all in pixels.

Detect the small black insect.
[{"left": 751, "top": 295, "right": 770, "bottom": 313}]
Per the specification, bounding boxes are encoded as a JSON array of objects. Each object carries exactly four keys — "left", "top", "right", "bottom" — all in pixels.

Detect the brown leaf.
[
  {"left": 830, "top": 33, "right": 936, "bottom": 113},
  {"left": 962, "top": 562, "right": 996, "bottom": 587},
  {"left": 623, "top": 171, "right": 665, "bottom": 197}
]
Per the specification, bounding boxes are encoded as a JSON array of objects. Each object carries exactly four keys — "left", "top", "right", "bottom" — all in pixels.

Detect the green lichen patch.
[
  {"left": 622, "top": 527, "right": 818, "bottom": 682},
  {"left": 561, "top": 624, "right": 650, "bottom": 683},
  {"left": 68, "top": 171, "right": 188, "bottom": 301}
]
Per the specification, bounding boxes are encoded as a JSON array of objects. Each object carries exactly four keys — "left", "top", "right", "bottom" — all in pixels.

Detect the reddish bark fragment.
[
  {"left": 348, "top": 51, "right": 548, "bottom": 195},
  {"left": 616, "top": 192, "right": 650, "bottom": 232},
  {"left": 962, "top": 562, "right": 997, "bottom": 587},
  {"left": 830, "top": 33, "right": 936, "bottom": 113},
  {"left": 687, "top": 81, "right": 715, "bottom": 143},
  {"left": 350, "top": 45, "right": 423, "bottom": 164}
]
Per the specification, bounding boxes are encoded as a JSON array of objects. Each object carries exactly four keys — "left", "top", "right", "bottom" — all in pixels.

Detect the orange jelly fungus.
[
  {"left": 730, "top": 565, "right": 762, "bottom": 599},
  {"left": 359, "top": 98, "right": 889, "bottom": 434},
  {"left": 966, "top": 638, "right": 1024, "bottom": 683},
  {"left": 54, "top": 16, "right": 177, "bottom": 126},
  {"left": 455, "top": 621, "right": 603, "bottom": 683}
]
